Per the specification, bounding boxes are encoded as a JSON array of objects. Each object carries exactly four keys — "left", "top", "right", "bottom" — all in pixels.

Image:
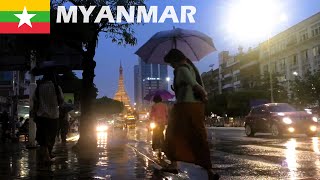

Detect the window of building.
[
  {"left": 301, "top": 49, "right": 308, "bottom": 59},
  {"left": 311, "top": 22, "right": 320, "bottom": 37},
  {"left": 279, "top": 59, "right": 285, "bottom": 71},
  {"left": 299, "top": 29, "right": 308, "bottom": 41},
  {"left": 263, "top": 64, "right": 268, "bottom": 73},
  {"left": 313, "top": 45, "right": 320, "bottom": 57},
  {"left": 293, "top": 55, "right": 297, "bottom": 65}
]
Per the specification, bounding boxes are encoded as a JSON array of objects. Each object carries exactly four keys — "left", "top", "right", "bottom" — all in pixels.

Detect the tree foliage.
[
  {"left": 291, "top": 71, "right": 320, "bottom": 108},
  {"left": 49, "top": 0, "right": 146, "bottom": 147},
  {"left": 58, "top": 71, "right": 99, "bottom": 100},
  {"left": 256, "top": 72, "right": 288, "bottom": 103},
  {"left": 94, "top": 96, "right": 124, "bottom": 118},
  {"left": 205, "top": 90, "right": 268, "bottom": 117}
]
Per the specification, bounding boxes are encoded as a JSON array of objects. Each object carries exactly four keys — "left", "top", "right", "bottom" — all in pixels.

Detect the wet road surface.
[
  {"left": 208, "top": 127, "right": 320, "bottom": 179},
  {"left": 1, "top": 127, "right": 320, "bottom": 179}
]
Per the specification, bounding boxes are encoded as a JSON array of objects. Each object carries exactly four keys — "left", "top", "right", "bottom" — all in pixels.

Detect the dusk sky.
[{"left": 85, "top": 0, "right": 320, "bottom": 102}]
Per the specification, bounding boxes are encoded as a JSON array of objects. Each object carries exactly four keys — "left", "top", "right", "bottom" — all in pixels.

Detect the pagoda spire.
[{"left": 114, "top": 60, "right": 131, "bottom": 110}]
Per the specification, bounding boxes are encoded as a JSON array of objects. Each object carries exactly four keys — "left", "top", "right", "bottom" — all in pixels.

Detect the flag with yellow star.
[{"left": 0, "top": 0, "right": 50, "bottom": 34}]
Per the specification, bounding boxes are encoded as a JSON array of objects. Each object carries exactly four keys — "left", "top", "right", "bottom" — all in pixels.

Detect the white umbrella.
[{"left": 135, "top": 28, "right": 216, "bottom": 64}]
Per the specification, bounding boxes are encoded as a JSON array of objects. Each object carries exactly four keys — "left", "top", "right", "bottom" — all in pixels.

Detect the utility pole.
[{"left": 27, "top": 50, "right": 37, "bottom": 149}]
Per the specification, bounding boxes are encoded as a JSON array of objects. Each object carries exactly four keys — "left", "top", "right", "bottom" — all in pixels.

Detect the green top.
[{"left": 174, "top": 63, "right": 201, "bottom": 103}]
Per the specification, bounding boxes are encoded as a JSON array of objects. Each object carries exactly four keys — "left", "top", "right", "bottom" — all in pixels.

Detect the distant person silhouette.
[
  {"left": 33, "top": 72, "right": 63, "bottom": 166},
  {"left": 150, "top": 95, "right": 168, "bottom": 157}
]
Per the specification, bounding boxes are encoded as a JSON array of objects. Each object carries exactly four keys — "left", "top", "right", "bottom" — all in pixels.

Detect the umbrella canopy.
[
  {"left": 144, "top": 89, "right": 175, "bottom": 101},
  {"left": 135, "top": 28, "right": 216, "bottom": 64}
]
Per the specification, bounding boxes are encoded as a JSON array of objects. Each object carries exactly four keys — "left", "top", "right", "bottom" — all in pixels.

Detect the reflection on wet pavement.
[
  {"left": 0, "top": 128, "right": 162, "bottom": 179},
  {"left": 208, "top": 129, "right": 320, "bottom": 179},
  {"left": 2, "top": 127, "right": 320, "bottom": 179},
  {"left": 285, "top": 139, "right": 297, "bottom": 180}
]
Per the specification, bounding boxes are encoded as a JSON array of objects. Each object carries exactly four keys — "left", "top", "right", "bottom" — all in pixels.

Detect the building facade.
[
  {"left": 202, "top": 48, "right": 261, "bottom": 95},
  {"left": 219, "top": 51, "right": 241, "bottom": 93},
  {"left": 133, "top": 65, "right": 141, "bottom": 106},
  {"left": 201, "top": 68, "right": 219, "bottom": 96},
  {"left": 135, "top": 58, "right": 168, "bottom": 108},
  {"left": 238, "top": 48, "right": 260, "bottom": 89},
  {"left": 259, "top": 12, "right": 320, "bottom": 85}
]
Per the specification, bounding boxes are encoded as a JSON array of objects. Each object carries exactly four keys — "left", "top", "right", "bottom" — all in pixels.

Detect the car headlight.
[
  {"left": 150, "top": 122, "right": 156, "bottom": 129},
  {"left": 312, "top": 117, "right": 318, "bottom": 122},
  {"left": 96, "top": 125, "right": 108, "bottom": 132},
  {"left": 283, "top": 117, "right": 292, "bottom": 124}
]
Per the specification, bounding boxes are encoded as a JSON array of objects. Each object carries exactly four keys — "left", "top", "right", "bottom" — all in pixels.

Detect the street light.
[
  {"left": 293, "top": 72, "right": 298, "bottom": 76},
  {"left": 166, "top": 77, "right": 171, "bottom": 82},
  {"left": 225, "top": 0, "right": 287, "bottom": 103}
]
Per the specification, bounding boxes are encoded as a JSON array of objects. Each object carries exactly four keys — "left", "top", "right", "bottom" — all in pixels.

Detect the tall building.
[
  {"left": 134, "top": 65, "right": 141, "bottom": 106},
  {"left": 135, "top": 58, "right": 168, "bottom": 107},
  {"left": 113, "top": 63, "right": 131, "bottom": 109}
]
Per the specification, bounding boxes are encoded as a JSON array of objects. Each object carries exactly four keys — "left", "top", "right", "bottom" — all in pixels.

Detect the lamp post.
[{"left": 267, "top": 37, "right": 274, "bottom": 103}]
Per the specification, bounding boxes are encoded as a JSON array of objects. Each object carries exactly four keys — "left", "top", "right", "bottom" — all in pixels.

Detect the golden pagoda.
[{"left": 113, "top": 62, "right": 131, "bottom": 110}]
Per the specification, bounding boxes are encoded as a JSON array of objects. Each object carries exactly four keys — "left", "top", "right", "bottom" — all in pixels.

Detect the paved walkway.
[
  {"left": 0, "top": 131, "right": 165, "bottom": 179},
  {"left": 0, "top": 128, "right": 216, "bottom": 179}
]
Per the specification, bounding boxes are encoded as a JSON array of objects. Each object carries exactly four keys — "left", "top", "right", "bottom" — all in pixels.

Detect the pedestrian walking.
[
  {"left": 32, "top": 72, "right": 64, "bottom": 166},
  {"left": 149, "top": 95, "right": 168, "bottom": 158},
  {"left": 162, "top": 49, "right": 219, "bottom": 179}
]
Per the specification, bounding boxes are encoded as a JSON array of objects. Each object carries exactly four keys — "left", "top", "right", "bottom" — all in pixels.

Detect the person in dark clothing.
[{"left": 33, "top": 73, "right": 63, "bottom": 165}]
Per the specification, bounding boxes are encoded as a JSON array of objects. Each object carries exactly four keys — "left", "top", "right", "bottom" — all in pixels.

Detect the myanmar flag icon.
[{"left": 0, "top": 0, "right": 50, "bottom": 34}]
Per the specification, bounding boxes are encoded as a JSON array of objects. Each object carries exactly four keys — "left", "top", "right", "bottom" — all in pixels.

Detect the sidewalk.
[
  {"left": 0, "top": 129, "right": 214, "bottom": 180},
  {"left": 0, "top": 133, "right": 166, "bottom": 179}
]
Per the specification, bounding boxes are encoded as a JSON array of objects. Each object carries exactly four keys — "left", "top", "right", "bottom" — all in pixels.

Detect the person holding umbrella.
[
  {"left": 32, "top": 72, "right": 64, "bottom": 166},
  {"left": 162, "top": 49, "right": 219, "bottom": 180},
  {"left": 149, "top": 94, "right": 169, "bottom": 158}
]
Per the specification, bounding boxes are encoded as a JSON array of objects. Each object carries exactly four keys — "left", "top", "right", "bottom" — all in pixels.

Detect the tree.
[
  {"left": 94, "top": 97, "right": 124, "bottom": 118},
  {"left": 291, "top": 71, "right": 320, "bottom": 108},
  {"left": 205, "top": 94, "right": 227, "bottom": 116},
  {"left": 51, "top": 0, "right": 146, "bottom": 149},
  {"left": 225, "top": 90, "right": 267, "bottom": 116},
  {"left": 256, "top": 73, "right": 288, "bottom": 103}
]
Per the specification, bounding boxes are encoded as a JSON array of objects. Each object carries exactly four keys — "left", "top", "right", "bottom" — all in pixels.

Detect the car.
[{"left": 245, "top": 103, "right": 319, "bottom": 137}]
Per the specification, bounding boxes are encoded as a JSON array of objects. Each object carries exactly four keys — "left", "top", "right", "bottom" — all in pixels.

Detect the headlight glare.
[
  {"left": 96, "top": 125, "right": 108, "bottom": 132},
  {"left": 283, "top": 117, "right": 292, "bottom": 124},
  {"left": 312, "top": 117, "right": 318, "bottom": 122},
  {"left": 150, "top": 122, "right": 156, "bottom": 129}
]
